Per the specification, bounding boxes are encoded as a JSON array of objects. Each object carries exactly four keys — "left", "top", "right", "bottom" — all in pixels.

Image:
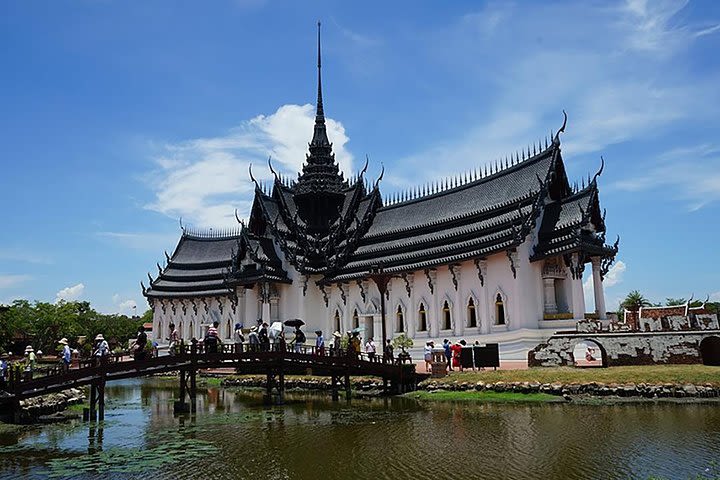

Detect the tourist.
[
  {"left": 365, "top": 337, "right": 377, "bottom": 361},
  {"left": 0, "top": 353, "right": 8, "bottom": 389},
  {"left": 443, "top": 339, "right": 452, "bottom": 372},
  {"left": 168, "top": 323, "right": 180, "bottom": 356},
  {"left": 94, "top": 334, "right": 109, "bottom": 360},
  {"left": 384, "top": 339, "right": 394, "bottom": 364},
  {"left": 248, "top": 326, "right": 260, "bottom": 350},
  {"left": 451, "top": 341, "right": 463, "bottom": 372},
  {"left": 423, "top": 341, "right": 433, "bottom": 373},
  {"left": 292, "top": 326, "right": 306, "bottom": 353},
  {"left": 277, "top": 331, "right": 287, "bottom": 352},
  {"left": 205, "top": 321, "right": 220, "bottom": 354},
  {"left": 234, "top": 323, "right": 245, "bottom": 349},
  {"left": 350, "top": 332, "right": 361, "bottom": 358},
  {"left": 259, "top": 322, "right": 270, "bottom": 351},
  {"left": 332, "top": 331, "right": 342, "bottom": 356},
  {"left": 315, "top": 330, "right": 325, "bottom": 356},
  {"left": 133, "top": 326, "right": 148, "bottom": 361},
  {"left": 59, "top": 338, "right": 71, "bottom": 373}
]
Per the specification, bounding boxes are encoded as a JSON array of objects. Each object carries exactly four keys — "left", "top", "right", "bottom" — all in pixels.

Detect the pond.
[{"left": 1, "top": 379, "right": 719, "bottom": 479}]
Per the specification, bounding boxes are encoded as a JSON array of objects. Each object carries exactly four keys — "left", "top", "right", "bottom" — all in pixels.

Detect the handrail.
[{"left": 2, "top": 343, "right": 414, "bottom": 398}]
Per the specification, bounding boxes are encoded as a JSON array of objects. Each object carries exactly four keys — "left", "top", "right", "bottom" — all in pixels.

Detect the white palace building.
[{"left": 142, "top": 28, "right": 619, "bottom": 359}]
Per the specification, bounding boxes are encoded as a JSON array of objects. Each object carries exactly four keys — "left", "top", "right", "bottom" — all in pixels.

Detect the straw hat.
[
  {"left": 58, "top": 338, "right": 68, "bottom": 345},
  {"left": 332, "top": 331, "right": 342, "bottom": 338},
  {"left": 95, "top": 334, "right": 105, "bottom": 341},
  {"left": 24, "top": 345, "right": 34, "bottom": 353}
]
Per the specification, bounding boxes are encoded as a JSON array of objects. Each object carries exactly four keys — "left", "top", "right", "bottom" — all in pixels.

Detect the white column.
[
  {"left": 570, "top": 253, "right": 586, "bottom": 319},
  {"left": 543, "top": 278, "right": 558, "bottom": 314},
  {"left": 591, "top": 257, "right": 607, "bottom": 320},
  {"left": 510, "top": 250, "right": 521, "bottom": 328},
  {"left": 428, "top": 269, "right": 438, "bottom": 338},
  {"left": 270, "top": 295, "right": 280, "bottom": 322},
  {"left": 478, "top": 260, "right": 490, "bottom": 334},
  {"left": 453, "top": 266, "right": 463, "bottom": 337},
  {"left": 261, "top": 282, "right": 270, "bottom": 323},
  {"left": 407, "top": 274, "right": 416, "bottom": 339},
  {"left": 238, "top": 288, "right": 246, "bottom": 327},
  {"left": 296, "top": 279, "right": 306, "bottom": 325}
]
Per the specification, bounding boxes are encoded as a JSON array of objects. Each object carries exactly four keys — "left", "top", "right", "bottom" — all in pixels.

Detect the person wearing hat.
[
  {"left": 258, "top": 322, "right": 270, "bottom": 351},
  {"left": 24, "top": 345, "right": 36, "bottom": 379},
  {"left": 234, "top": 323, "right": 245, "bottom": 348},
  {"left": 94, "top": 334, "right": 109, "bottom": 360},
  {"left": 315, "top": 330, "right": 325, "bottom": 356},
  {"left": 332, "top": 331, "right": 342, "bottom": 356},
  {"left": 0, "top": 353, "right": 9, "bottom": 390},
  {"left": 167, "top": 323, "right": 180, "bottom": 356},
  {"left": 59, "top": 338, "right": 71, "bottom": 373}
]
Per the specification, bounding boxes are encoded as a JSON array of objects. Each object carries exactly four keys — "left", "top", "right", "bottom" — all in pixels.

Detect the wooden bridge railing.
[{"left": 2, "top": 341, "right": 414, "bottom": 398}]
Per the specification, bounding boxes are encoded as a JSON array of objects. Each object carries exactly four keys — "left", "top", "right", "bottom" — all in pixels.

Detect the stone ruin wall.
[{"left": 529, "top": 331, "right": 720, "bottom": 367}]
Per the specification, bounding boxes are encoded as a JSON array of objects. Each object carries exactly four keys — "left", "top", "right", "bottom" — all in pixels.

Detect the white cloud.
[
  {"left": 56, "top": 283, "right": 85, "bottom": 302},
  {"left": 96, "top": 231, "right": 180, "bottom": 251},
  {"left": 112, "top": 293, "right": 138, "bottom": 315},
  {"left": 145, "top": 104, "right": 353, "bottom": 227},
  {"left": 388, "top": 0, "right": 719, "bottom": 190},
  {"left": 584, "top": 260, "right": 627, "bottom": 308},
  {"left": 613, "top": 144, "right": 720, "bottom": 210},
  {"left": 710, "top": 291, "right": 720, "bottom": 302},
  {"left": 0, "top": 274, "right": 32, "bottom": 289}
]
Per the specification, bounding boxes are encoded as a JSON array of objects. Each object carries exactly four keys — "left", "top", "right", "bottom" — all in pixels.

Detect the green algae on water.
[{"left": 42, "top": 432, "right": 218, "bottom": 478}]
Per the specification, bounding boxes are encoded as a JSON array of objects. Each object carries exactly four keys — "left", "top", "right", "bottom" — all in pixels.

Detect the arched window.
[
  {"left": 442, "top": 300, "right": 452, "bottom": 330},
  {"left": 226, "top": 319, "right": 232, "bottom": 339},
  {"left": 334, "top": 309, "right": 341, "bottom": 332},
  {"left": 352, "top": 309, "right": 359, "bottom": 329},
  {"left": 395, "top": 305, "right": 404, "bottom": 333},
  {"left": 467, "top": 298, "right": 477, "bottom": 328},
  {"left": 495, "top": 293, "right": 506, "bottom": 325},
  {"left": 189, "top": 321, "right": 195, "bottom": 338},
  {"left": 418, "top": 303, "right": 427, "bottom": 331},
  {"left": 158, "top": 320, "right": 163, "bottom": 339},
  {"left": 179, "top": 321, "right": 184, "bottom": 339}
]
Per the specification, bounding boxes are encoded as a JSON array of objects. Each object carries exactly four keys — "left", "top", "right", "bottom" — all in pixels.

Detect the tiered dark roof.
[{"left": 143, "top": 26, "right": 619, "bottom": 301}]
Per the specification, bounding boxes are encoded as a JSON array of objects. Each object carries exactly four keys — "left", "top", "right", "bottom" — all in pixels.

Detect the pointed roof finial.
[{"left": 309, "top": 21, "right": 330, "bottom": 151}]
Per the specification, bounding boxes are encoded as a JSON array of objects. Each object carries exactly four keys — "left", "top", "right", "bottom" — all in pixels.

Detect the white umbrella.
[{"left": 268, "top": 321, "right": 284, "bottom": 340}]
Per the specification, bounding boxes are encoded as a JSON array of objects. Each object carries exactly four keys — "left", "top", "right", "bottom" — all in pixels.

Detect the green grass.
[
  {"left": 406, "top": 390, "right": 561, "bottom": 403},
  {"left": 427, "top": 365, "right": 720, "bottom": 387}
]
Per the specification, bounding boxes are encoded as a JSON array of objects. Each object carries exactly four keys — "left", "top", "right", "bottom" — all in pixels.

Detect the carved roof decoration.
[{"left": 143, "top": 28, "right": 619, "bottom": 300}]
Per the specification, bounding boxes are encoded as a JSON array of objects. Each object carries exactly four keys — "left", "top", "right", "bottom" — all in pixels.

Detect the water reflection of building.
[{"left": 142, "top": 26, "right": 618, "bottom": 355}]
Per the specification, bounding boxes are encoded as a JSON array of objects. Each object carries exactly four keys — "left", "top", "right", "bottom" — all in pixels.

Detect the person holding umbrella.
[{"left": 292, "top": 326, "right": 306, "bottom": 353}]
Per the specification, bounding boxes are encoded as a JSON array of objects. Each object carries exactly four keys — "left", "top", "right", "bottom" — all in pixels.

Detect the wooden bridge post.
[
  {"left": 277, "top": 368, "right": 285, "bottom": 405},
  {"left": 189, "top": 368, "right": 197, "bottom": 413},
  {"left": 344, "top": 373, "right": 351, "bottom": 401},
  {"left": 97, "top": 378, "right": 106, "bottom": 421},
  {"left": 174, "top": 368, "right": 190, "bottom": 415},
  {"left": 331, "top": 375, "right": 339, "bottom": 401},
  {"left": 88, "top": 380, "right": 97, "bottom": 422}
]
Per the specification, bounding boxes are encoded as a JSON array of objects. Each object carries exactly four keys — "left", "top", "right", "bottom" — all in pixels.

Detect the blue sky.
[{"left": 1, "top": 0, "right": 719, "bottom": 314}]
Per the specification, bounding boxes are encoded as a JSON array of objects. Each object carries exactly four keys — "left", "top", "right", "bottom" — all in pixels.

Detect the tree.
[
  {"left": 666, "top": 298, "right": 686, "bottom": 306},
  {"left": 621, "top": 290, "right": 652, "bottom": 311}
]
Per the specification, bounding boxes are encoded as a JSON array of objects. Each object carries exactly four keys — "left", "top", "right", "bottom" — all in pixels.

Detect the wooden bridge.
[{"left": 0, "top": 343, "right": 418, "bottom": 423}]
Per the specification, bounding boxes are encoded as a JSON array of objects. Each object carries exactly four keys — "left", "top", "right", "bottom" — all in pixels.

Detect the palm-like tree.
[{"left": 621, "top": 290, "right": 652, "bottom": 311}]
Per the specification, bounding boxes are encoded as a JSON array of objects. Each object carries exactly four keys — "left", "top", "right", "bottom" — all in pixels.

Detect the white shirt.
[{"left": 365, "top": 341, "right": 376, "bottom": 354}]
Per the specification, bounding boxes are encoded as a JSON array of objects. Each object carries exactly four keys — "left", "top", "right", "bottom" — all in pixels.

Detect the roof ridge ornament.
[
  {"left": 553, "top": 110, "right": 568, "bottom": 145},
  {"left": 268, "top": 156, "right": 279, "bottom": 183}
]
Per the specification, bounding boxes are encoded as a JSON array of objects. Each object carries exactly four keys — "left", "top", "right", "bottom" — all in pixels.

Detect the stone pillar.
[
  {"left": 237, "top": 288, "right": 246, "bottom": 327},
  {"left": 477, "top": 260, "right": 490, "bottom": 334},
  {"left": 452, "top": 266, "right": 463, "bottom": 337},
  {"left": 269, "top": 295, "right": 280, "bottom": 323},
  {"left": 510, "top": 250, "right": 520, "bottom": 327},
  {"left": 428, "top": 269, "right": 438, "bottom": 338},
  {"left": 261, "top": 282, "right": 270, "bottom": 324},
  {"left": 543, "top": 278, "right": 558, "bottom": 314},
  {"left": 407, "top": 274, "right": 416, "bottom": 339},
  {"left": 296, "top": 278, "right": 306, "bottom": 326},
  {"left": 570, "top": 253, "right": 586, "bottom": 320},
  {"left": 591, "top": 257, "right": 607, "bottom": 320}
]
